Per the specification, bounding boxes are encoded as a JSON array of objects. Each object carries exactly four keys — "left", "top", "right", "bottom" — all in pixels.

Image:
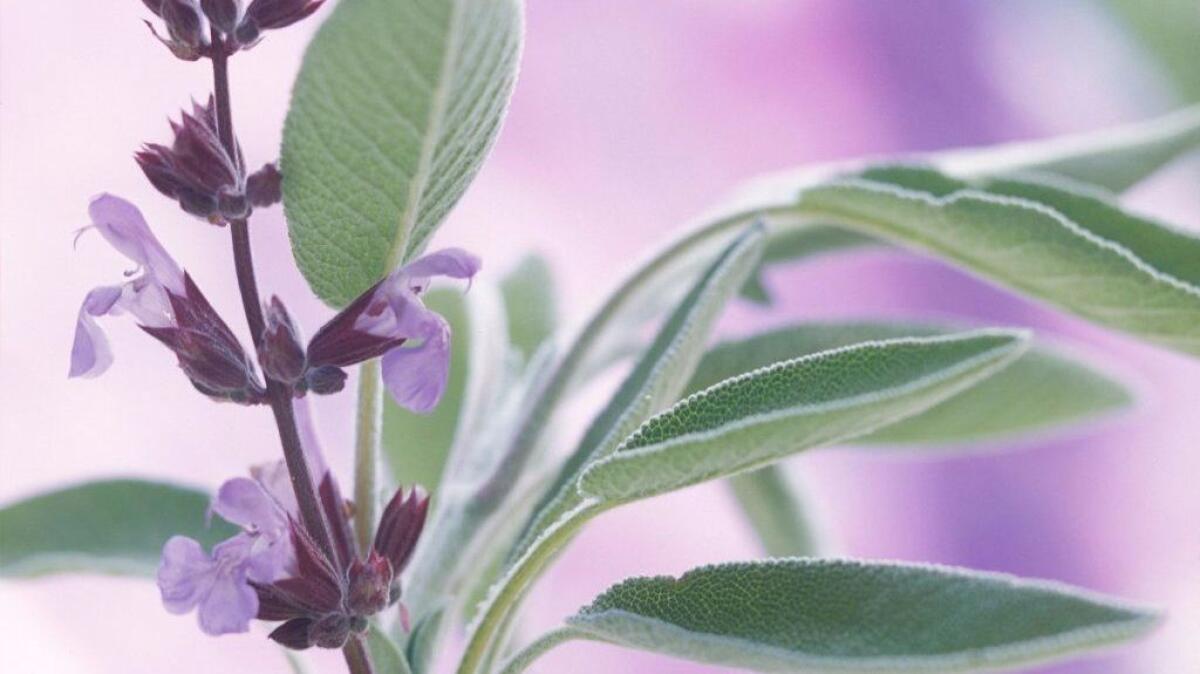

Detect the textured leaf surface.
[
  {"left": 0, "top": 479, "right": 233, "bottom": 577},
  {"left": 568, "top": 559, "right": 1159, "bottom": 673},
  {"left": 579, "top": 331, "right": 1027, "bottom": 504},
  {"left": 283, "top": 0, "right": 523, "bottom": 305},
  {"left": 511, "top": 224, "right": 765, "bottom": 559},
  {"left": 689, "top": 322, "right": 1130, "bottom": 446},
  {"left": 501, "top": 255, "right": 558, "bottom": 360},
  {"left": 797, "top": 165, "right": 1200, "bottom": 356}
]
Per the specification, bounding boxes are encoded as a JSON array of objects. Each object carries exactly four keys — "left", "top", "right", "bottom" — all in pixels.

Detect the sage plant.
[{"left": 5, "top": 2, "right": 1200, "bottom": 674}]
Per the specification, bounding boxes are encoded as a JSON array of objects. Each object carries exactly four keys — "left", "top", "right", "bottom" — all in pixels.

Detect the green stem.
[
  {"left": 354, "top": 359, "right": 384, "bottom": 553},
  {"left": 457, "top": 503, "right": 598, "bottom": 674},
  {"left": 495, "top": 628, "right": 594, "bottom": 674},
  {"left": 727, "top": 466, "right": 823, "bottom": 557}
]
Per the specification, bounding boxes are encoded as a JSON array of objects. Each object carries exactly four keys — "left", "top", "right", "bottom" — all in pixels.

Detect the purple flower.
[
  {"left": 69, "top": 194, "right": 264, "bottom": 403},
  {"left": 306, "top": 248, "right": 481, "bottom": 413},
  {"left": 234, "top": 0, "right": 326, "bottom": 47},
  {"left": 158, "top": 473, "right": 294, "bottom": 635}
]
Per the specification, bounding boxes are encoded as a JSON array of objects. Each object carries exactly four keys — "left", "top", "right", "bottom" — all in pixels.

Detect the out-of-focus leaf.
[
  {"left": 0, "top": 479, "right": 232, "bottom": 577},
  {"left": 382, "top": 289, "right": 469, "bottom": 490},
  {"left": 565, "top": 559, "right": 1159, "bottom": 672},
  {"left": 797, "top": 165, "right": 1200, "bottom": 357},
  {"left": 689, "top": 322, "right": 1131, "bottom": 446},
  {"left": 283, "top": 0, "right": 523, "bottom": 306},
  {"left": 726, "top": 467, "right": 823, "bottom": 558},
  {"left": 367, "top": 624, "right": 413, "bottom": 674},
  {"left": 1106, "top": 0, "right": 1200, "bottom": 102},
  {"left": 579, "top": 331, "right": 1027, "bottom": 504},
  {"left": 510, "top": 224, "right": 765, "bottom": 561},
  {"left": 739, "top": 226, "right": 875, "bottom": 305},
  {"left": 500, "top": 255, "right": 558, "bottom": 360}
]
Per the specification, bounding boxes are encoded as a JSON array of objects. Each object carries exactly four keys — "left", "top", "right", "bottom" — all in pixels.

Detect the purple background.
[{"left": 2, "top": 2, "right": 1198, "bottom": 672}]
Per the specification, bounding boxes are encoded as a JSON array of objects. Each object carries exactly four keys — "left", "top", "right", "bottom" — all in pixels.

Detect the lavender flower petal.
[
  {"left": 212, "top": 477, "right": 287, "bottom": 538},
  {"left": 399, "top": 247, "right": 481, "bottom": 284},
  {"left": 381, "top": 322, "right": 450, "bottom": 413},
  {"left": 68, "top": 286, "right": 122, "bottom": 378},
  {"left": 158, "top": 535, "right": 215, "bottom": 615},
  {"left": 87, "top": 194, "right": 185, "bottom": 295},
  {"left": 196, "top": 537, "right": 260, "bottom": 635}
]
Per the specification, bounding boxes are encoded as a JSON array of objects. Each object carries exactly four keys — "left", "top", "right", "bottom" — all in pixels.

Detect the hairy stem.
[
  {"left": 496, "top": 628, "right": 595, "bottom": 674},
  {"left": 209, "top": 33, "right": 372, "bottom": 674},
  {"left": 354, "top": 359, "right": 384, "bottom": 553}
]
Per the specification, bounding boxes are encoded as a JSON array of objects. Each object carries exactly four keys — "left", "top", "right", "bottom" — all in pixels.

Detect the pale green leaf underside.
[
  {"left": 567, "top": 559, "right": 1159, "bottom": 673},
  {"left": 689, "top": 322, "right": 1130, "bottom": 446},
  {"left": 511, "top": 224, "right": 765, "bottom": 560},
  {"left": 0, "top": 479, "right": 233, "bottom": 577},
  {"left": 283, "top": 0, "right": 523, "bottom": 306},
  {"left": 797, "top": 165, "right": 1200, "bottom": 356},
  {"left": 579, "top": 331, "right": 1028, "bottom": 504}
]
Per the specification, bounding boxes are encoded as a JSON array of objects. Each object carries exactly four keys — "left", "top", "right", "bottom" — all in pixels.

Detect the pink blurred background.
[{"left": 2, "top": 1, "right": 1199, "bottom": 672}]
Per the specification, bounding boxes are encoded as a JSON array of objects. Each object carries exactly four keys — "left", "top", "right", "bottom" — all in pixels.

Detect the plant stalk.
[
  {"left": 209, "top": 32, "right": 373, "bottom": 674},
  {"left": 354, "top": 359, "right": 384, "bottom": 553}
]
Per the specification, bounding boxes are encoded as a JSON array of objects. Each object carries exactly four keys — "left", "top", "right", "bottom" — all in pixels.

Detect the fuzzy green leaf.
[
  {"left": 367, "top": 624, "right": 413, "bottom": 674},
  {"left": 689, "top": 322, "right": 1130, "bottom": 446},
  {"left": 567, "top": 559, "right": 1159, "bottom": 672},
  {"left": 579, "top": 331, "right": 1028, "bottom": 504},
  {"left": 283, "top": 0, "right": 523, "bottom": 306},
  {"left": 0, "top": 479, "right": 233, "bottom": 577},
  {"left": 727, "top": 467, "right": 823, "bottom": 558},
  {"left": 797, "top": 166, "right": 1200, "bottom": 356},
  {"left": 510, "top": 224, "right": 765, "bottom": 559}
]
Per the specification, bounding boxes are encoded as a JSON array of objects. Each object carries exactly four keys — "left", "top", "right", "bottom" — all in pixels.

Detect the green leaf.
[
  {"left": 367, "top": 624, "right": 414, "bottom": 674},
  {"left": 1105, "top": 1, "right": 1200, "bottom": 102},
  {"left": 510, "top": 223, "right": 766, "bottom": 560},
  {"left": 567, "top": 559, "right": 1159, "bottom": 673},
  {"left": 283, "top": 0, "right": 523, "bottom": 306},
  {"left": 501, "top": 255, "right": 558, "bottom": 360},
  {"left": 382, "top": 289, "right": 469, "bottom": 490},
  {"left": 689, "top": 322, "right": 1130, "bottom": 446},
  {"left": 579, "top": 331, "right": 1028, "bottom": 504},
  {"left": 406, "top": 607, "right": 445, "bottom": 674},
  {"left": 933, "top": 104, "right": 1200, "bottom": 192},
  {"left": 0, "top": 479, "right": 233, "bottom": 577},
  {"left": 797, "top": 165, "right": 1200, "bottom": 357},
  {"left": 726, "top": 468, "right": 823, "bottom": 558}
]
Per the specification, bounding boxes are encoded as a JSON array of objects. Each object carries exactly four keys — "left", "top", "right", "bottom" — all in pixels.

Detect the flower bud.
[
  {"left": 201, "top": 0, "right": 241, "bottom": 35},
  {"left": 304, "top": 365, "right": 347, "bottom": 395},
  {"left": 259, "top": 296, "right": 307, "bottom": 385},
  {"left": 246, "top": 163, "right": 283, "bottom": 208},
  {"left": 245, "top": 0, "right": 325, "bottom": 30},
  {"left": 347, "top": 551, "right": 393, "bottom": 617},
  {"left": 145, "top": 0, "right": 209, "bottom": 60}
]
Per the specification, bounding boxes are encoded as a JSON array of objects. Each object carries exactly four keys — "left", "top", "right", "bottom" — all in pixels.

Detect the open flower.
[
  {"left": 69, "top": 194, "right": 264, "bottom": 403},
  {"left": 158, "top": 473, "right": 294, "bottom": 635},
  {"left": 306, "top": 248, "right": 481, "bottom": 412}
]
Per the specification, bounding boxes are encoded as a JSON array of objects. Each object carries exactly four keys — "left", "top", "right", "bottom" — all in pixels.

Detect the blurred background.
[{"left": 2, "top": 1, "right": 1199, "bottom": 672}]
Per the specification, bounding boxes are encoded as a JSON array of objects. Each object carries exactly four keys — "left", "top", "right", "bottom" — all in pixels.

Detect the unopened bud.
[
  {"left": 158, "top": 0, "right": 208, "bottom": 59},
  {"left": 305, "top": 365, "right": 347, "bottom": 395},
  {"left": 201, "top": 0, "right": 241, "bottom": 35},
  {"left": 259, "top": 296, "right": 306, "bottom": 385},
  {"left": 347, "top": 551, "right": 393, "bottom": 617},
  {"left": 246, "top": 163, "right": 283, "bottom": 207}
]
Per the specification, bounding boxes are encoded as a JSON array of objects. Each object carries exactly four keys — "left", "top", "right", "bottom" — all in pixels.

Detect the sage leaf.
[
  {"left": 510, "top": 223, "right": 766, "bottom": 560},
  {"left": 567, "top": 559, "right": 1159, "bottom": 673},
  {"left": 501, "top": 255, "right": 558, "bottom": 361},
  {"left": 579, "top": 331, "right": 1027, "bottom": 504},
  {"left": 366, "top": 624, "right": 413, "bottom": 674},
  {"left": 689, "top": 322, "right": 1130, "bottom": 446},
  {"left": 283, "top": 0, "right": 523, "bottom": 306},
  {"left": 0, "top": 479, "right": 233, "bottom": 577},
  {"left": 798, "top": 165, "right": 1200, "bottom": 356},
  {"left": 727, "top": 467, "right": 824, "bottom": 558}
]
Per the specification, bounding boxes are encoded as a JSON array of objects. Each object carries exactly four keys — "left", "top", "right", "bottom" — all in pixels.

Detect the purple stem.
[{"left": 208, "top": 32, "right": 374, "bottom": 674}]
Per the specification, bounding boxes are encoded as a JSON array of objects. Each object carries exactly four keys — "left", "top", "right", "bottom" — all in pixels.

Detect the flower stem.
[
  {"left": 209, "top": 32, "right": 373, "bottom": 674},
  {"left": 354, "top": 359, "right": 384, "bottom": 553}
]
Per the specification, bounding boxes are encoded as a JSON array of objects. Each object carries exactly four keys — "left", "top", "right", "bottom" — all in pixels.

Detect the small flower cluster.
[
  {"left": 143, "top": 0, "right": 325, "bottom": 60},
  {"left": 158, "top": 403, "right": 429, "bottom": 647}
]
